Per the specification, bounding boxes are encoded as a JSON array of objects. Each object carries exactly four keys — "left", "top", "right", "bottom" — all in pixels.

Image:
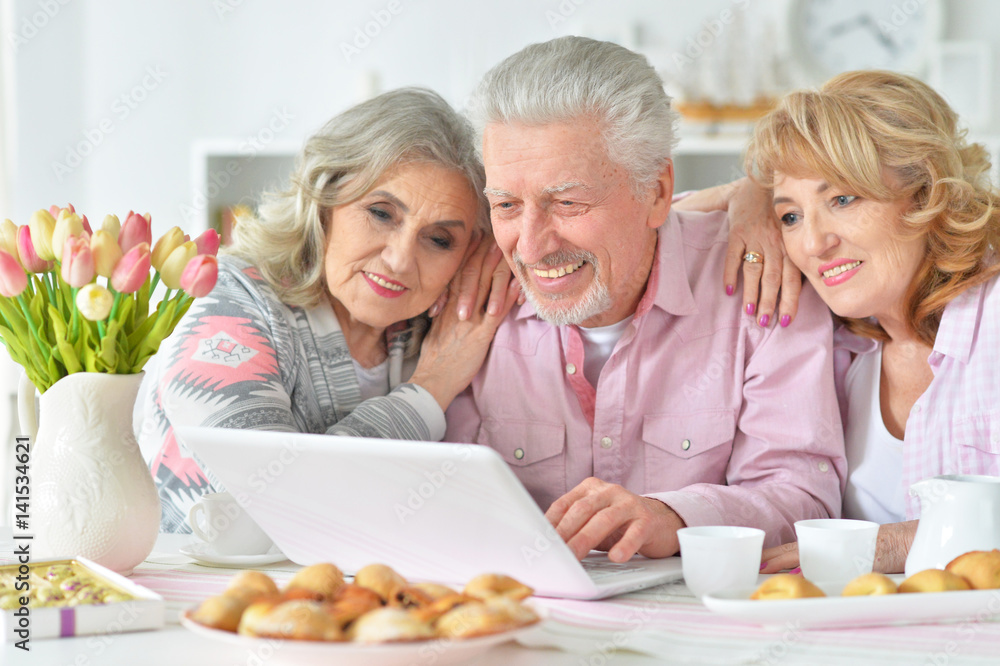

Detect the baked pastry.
[
  {"left": 841, "top": 573, "right": 898, "bottom": 596},
  {"left": 284, "top": 563, "right": 345, "bottom": 601},
  {"left": 411, "top": 593, "right": 476, "bottom": 623},
  {"left": 246, "top": 600, "right": 344, "bottom": 641},
  {"left": 463, "top": 573, "right": 533, "bottom": 601},
  {"left": 226, "top": 570, "right": 280, "bottom": 600},
  {"left": 326, "top": 584, "right": 384, "bottom": 627},
  {"left": 899, "top": 569, "right": 971, "bottom": 593},
  {"left": 390, "top": 585, "right": 437, "bottom": 609},
  {"left": 237, "top": 597, "right": 285, "bottom": 636},
  {"left": 409, "top": 582, "right": 457, "bottom": 600},
  {"left": 946, "top": 550, "right": 1000, "bottom": 590},
  {"left": 750, "top": 574, "right": 826, "bottom": 600},
  {"left": 435, "top": 601, "right": 515, "bottom": 638},
  {"left": 484, "top": 596, "right": 540, "bottom": 627},
  {"left": 353, "top": 564, "right": 407, "bottom": 602},
  {"left": 348, "top": 608, "right": 435, "bottom": 643},
  {"left": 189, "top": 594, "right": 256, "bottom": 632}
]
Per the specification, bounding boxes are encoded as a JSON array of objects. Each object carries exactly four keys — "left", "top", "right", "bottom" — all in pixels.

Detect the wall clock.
[{"left": 787, "top": 0, "right": 945, "bottom": 81}]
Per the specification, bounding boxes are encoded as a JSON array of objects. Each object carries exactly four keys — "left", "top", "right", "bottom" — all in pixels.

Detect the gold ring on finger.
[{"left": 743, "top": 251, "right": 764, "bottom": 264}]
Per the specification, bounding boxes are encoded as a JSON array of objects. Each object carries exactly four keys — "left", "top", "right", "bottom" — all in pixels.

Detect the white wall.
[{"left": 8, "top": 0, "right": 1000, "bottom": 236}]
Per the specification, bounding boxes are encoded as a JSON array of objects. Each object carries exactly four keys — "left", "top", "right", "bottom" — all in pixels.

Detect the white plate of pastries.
[
  {"left": 180, "top": 562, "right": 543, "bottom": 666},
  {"left": 703, "top": 549, "right": 1000, "bottom": 630}
]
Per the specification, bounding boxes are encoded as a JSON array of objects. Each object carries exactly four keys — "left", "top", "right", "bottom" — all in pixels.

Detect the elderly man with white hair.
[{"left": 445, "top": 36, "right": 847, "bottom": 562}]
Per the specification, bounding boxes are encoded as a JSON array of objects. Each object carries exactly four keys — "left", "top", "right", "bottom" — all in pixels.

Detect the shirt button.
[
  {"left": 818, "top": 461, "right": 829, "bottom": 472},
  {"left": 600, "top": 437, "right": 613, "bottom": 449},
  {"left": 514, "top": 448, "right": 525, "bottom": 460},
  {"left": 681, "top": 439, "right": 691, "bottom": 451},
  {"left": 912, "top": 405, "right": 922, "bottom": 413},
  {"left": 566, "top": 363, "right": 577, "bottom": 375}
]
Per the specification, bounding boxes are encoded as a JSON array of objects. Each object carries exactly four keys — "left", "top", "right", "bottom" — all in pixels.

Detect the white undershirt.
[
  {"left": 578, "top": 316, "right": 633, "bottom": 387},
  {"left": 353, "top": 359, "right": 390, "bottom": 402},
  {"left": 842, "top": 344, "right": 907, "bottom": 524}
]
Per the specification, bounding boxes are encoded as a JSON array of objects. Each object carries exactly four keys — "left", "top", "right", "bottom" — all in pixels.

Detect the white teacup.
[
  {"left": 795, "top": 518, "right": 878, "bottom": 583},
  {"left": 677, "top": 526, "right": 765, "bottom": 599},
  {"left": 188, "top": 492, "right": 274, "bottom": 556}
]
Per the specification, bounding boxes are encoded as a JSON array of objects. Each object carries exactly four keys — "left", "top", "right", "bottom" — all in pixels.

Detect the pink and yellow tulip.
[
  {"left": 61, "top": 236, "right": 96, "bottom": 288},
  {"left": 118, "top": 212, "right": 152, "bottom": 254},
  {"left": 159, "top": 241, "right": 197, "bottom": 289},
  {"left": 179, "top": 255, "right": 218, "bottom": 298},
  {"left": 0, "top": 251, "right": 26, "bottom": 298},
  {"left": 17, "top": 225, "right": 52, "bottom": 273},
  {"left": 28, "top": 209, "right": 57, "bottom": 262},
  {"left": 110, "top": 243, "right": 151, "bottom": 293},
  {"left": 90, "top": 230, "right": 123, "bottom": 278}
]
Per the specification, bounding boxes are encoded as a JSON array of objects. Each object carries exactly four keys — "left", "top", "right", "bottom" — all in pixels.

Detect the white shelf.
[
  {"left": 187, "top": 140, "right": 300, "bottom": 236},
  {"left": 676, "top": 134, "right": 750, "bottom": 155}
]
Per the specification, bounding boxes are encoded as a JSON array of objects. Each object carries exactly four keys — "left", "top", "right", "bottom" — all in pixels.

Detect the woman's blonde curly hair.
[{"left": 745, "top": 70, "right": 1000, "bottom": 345}]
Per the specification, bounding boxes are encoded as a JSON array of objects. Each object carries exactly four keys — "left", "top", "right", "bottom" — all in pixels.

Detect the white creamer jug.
[{"left": 905, "top": 474, "right": 1000, "bottom": 577}]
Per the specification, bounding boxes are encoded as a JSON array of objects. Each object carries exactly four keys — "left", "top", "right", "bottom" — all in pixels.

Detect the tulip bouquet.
[{"left": 0, "top": 204, "right": 219, "bottom": 392}]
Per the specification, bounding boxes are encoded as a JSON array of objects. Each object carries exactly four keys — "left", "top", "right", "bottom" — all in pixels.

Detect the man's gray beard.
[{"left": 514, "top": 250, "right": 611, "bottom": 326}]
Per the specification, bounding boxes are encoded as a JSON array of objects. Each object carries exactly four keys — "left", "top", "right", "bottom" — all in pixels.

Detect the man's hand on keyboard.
[{"left": 544, "top": 477, "right": 686, "bottom": 562}]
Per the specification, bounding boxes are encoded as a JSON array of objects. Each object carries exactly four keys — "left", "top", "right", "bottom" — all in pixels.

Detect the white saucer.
[{"left": 179, "top": 542, "right": 288, "bottom": 568}]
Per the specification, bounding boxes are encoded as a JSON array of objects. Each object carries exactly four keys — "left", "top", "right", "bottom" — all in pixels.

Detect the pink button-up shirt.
[
  {"left": 446, "top": 209, "right": 847, "bottom": 547},
  {"left": 835, "top": 275, "right": 1000, "bottom": 519}
]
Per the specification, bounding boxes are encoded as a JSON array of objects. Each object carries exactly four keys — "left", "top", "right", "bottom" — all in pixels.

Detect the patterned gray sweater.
[{"left": 139, "top": 256, "right": 444, "bottom": 533}]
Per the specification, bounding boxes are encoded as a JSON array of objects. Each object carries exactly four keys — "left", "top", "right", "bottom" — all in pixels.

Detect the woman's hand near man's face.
[
  {"left": 673, "top": 177, "right": 801, "bottom": 327},
  {"left": 409, "top": 234, "right": 521, "bottom": 411}
]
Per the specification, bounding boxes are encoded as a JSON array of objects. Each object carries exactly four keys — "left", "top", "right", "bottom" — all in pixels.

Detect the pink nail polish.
[
  {"left": 746, "top": 303, "right": 755, "bottom": 316},
  {"left": 759, "top": 314, "right": 769, "bottom": 327},
  {"left": 760, "top": 562, "right": 767, "bottom": 571},
  {"left": 780, "top": 315, "right": 791, "bottom": 327},
  {"left": 726, "top": 284, "right": 734, "bottom": 296},
  {"left": 789, "top": 567, "right": 801, "bottom": 575},
  {"left": 457, "top": 306, "right": 469, "bottom": 320}
]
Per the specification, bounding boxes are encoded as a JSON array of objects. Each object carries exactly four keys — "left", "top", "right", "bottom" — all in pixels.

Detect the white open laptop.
[{"left": 175, "top": 426, "right": 683, "bottom": 600}]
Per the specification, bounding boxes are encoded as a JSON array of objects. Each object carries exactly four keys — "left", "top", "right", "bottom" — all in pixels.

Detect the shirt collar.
[
  {"left": 639, "top": 210, "right": 697, "bottom": 317},
  {"left": 833, "top": 323, "right": 879, "bottom": 355},
  {"left": 932, "top": 281, "right": 985, "bottom": 364}
]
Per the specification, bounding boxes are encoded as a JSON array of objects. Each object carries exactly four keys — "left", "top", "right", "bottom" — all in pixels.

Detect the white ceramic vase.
[{"left": 19, "top": 371, "right": 160, "bottom": 575}]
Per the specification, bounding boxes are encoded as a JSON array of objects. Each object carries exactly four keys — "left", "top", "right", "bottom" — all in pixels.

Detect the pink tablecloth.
[
  {"left": 128, "top": 557, "right": 1000, "bottom": 665},
  {"left": 8, "top": 537, "right": 1000, "bottom": 666}
]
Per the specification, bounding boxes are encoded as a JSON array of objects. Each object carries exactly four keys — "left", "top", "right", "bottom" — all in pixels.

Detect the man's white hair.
[{"left": 466, "top": 36, "right": 679, "bottom": 193}]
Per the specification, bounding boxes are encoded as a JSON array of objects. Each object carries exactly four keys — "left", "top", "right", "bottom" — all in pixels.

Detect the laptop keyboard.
[{"left": 581, "top": 558, "right": 646, "bottom": 580}]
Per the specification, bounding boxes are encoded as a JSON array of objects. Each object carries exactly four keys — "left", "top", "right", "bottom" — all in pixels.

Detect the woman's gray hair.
[
  {"left": 228, "top": 87, "right": 487, "bottom": 309},
  {"left": 466, "top": 36, "right": 679, "bottom": 193}
]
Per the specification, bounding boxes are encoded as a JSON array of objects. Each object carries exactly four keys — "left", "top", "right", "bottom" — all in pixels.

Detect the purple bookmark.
[{"left": 60, "top": 607, "right": 76, "bottom": 637}]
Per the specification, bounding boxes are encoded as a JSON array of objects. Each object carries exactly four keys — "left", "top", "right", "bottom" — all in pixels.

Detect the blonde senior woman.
[
  {"left": 692, "top": 71, "right": 1000, "bottom": 573},
  {"left": 140, "top": 88, "right": 519, "bottom": 532}
]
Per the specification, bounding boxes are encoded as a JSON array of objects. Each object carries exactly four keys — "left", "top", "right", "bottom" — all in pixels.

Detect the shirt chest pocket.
[
  {"left": 642, "top": 410, "right": 736, "bottom": 487},
  {"left": 477, "top": 418, "right": 568, "bottom": 499},
  {"left": 953, "top": 412, "right": 1000, "bottom": 476}
]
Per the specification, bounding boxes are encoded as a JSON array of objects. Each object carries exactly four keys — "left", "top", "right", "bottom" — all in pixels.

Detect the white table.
[{"left": 5, "top": 531, "right": 1000, "bottom": 666}]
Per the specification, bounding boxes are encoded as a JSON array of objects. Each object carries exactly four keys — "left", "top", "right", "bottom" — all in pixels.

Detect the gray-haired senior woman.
[{"left": 141, "top": 88, "right": 519, "bottom": 533}]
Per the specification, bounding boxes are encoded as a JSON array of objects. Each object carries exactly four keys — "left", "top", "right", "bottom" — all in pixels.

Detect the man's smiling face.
[{"left": 482, "top": 118, "right": 670, "bottom": 327}]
